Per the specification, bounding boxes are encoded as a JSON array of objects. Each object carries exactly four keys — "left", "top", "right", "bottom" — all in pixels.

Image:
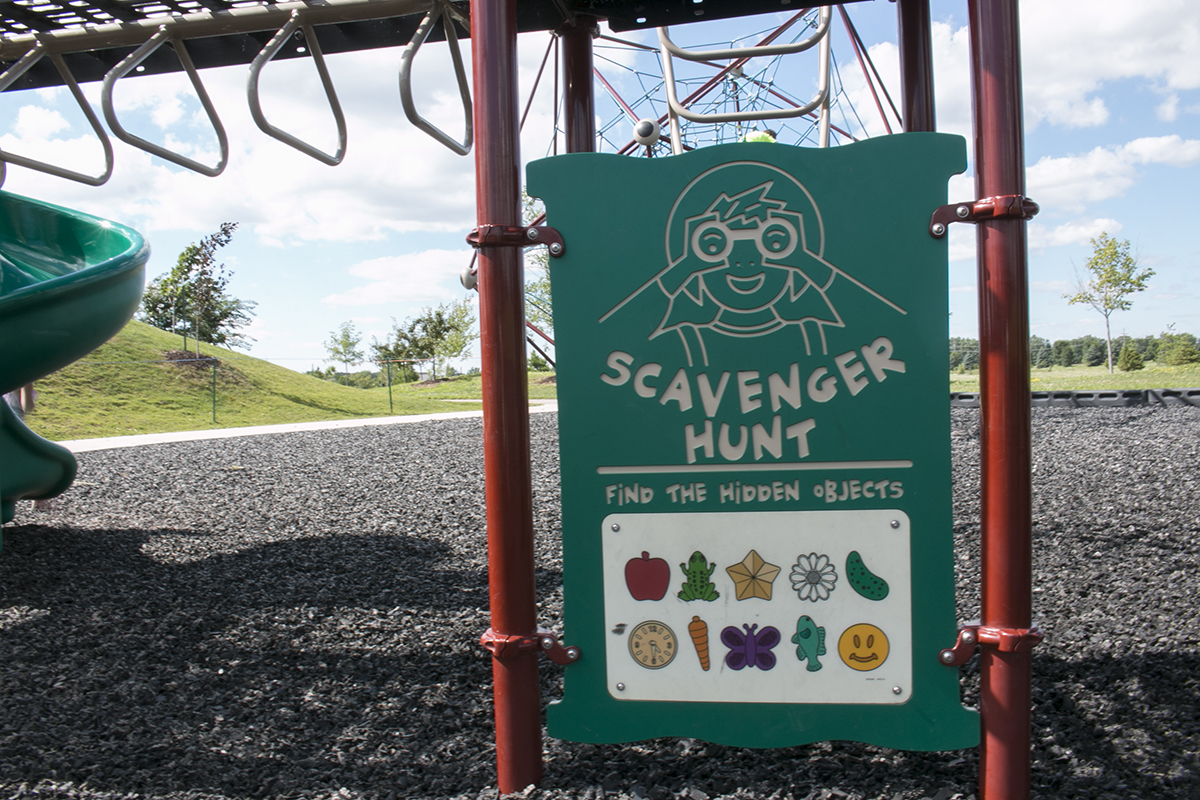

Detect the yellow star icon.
[{"left": 725, "top": 550, "right": 781, "bottom": 601}]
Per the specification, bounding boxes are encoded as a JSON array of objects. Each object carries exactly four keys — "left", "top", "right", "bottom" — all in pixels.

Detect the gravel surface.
[{"left": 0, "top": 407, "right": 1197, "bottom": 800}]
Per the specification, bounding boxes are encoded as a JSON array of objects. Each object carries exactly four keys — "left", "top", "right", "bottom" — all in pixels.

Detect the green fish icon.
[{"left": 792, "top": 615, "right": 826, "bottom": 672}]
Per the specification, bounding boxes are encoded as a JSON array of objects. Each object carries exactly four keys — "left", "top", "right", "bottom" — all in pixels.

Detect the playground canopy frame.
[{"left": 1, "top": 1, "right": 1037, "bottom": 798}]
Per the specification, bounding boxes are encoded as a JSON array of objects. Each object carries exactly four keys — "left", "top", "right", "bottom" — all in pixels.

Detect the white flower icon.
[{"left": 790, "top": 552, "right": 838, "bottom": 602}]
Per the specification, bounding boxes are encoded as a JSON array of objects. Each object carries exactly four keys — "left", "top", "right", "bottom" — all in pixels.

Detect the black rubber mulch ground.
[{"left": 0, "top": 406, "right": 1196, "bottom": 800}]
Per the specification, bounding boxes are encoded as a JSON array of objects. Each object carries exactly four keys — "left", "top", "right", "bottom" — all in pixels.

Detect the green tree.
[
  {"left": 374, "top": 307, "right": 448, "bottom": 380},
  {"left": 139, "top": 222, "right": 256, "bottom": 354},
  {"left": 1030, "top": 335, "right": 1053, "bottom": 368},
  {"left": 325, "top": 321, "right": 365, "bottom": 379},
  {"left": 340, "top": 370, "right": 383, "bottom": 389},
  {"left": 1116, "top": 343, "right": 1144, "bottom": 371},
  {"left": 305, "top": 365, "right": 338, "bottom": 381},
  {"left": 1064, "top": 233, "right": 1154, "bottom": 373},
  {"left": 1137, "top": 336, "right": 1159, "bottom": 362},
  {"left": 1052, "top": 340, "right": 1078, "bottom": 367},
  {"left": 434, "top": 296, "right": 478, "bottom": 377},
  {"left": 949, "top": 337, "right": 979, "bottom": 371},
  {"left": 1157, "top": 327, "right": 1200, "bottom": 365},
  {"left": 1082, "top": 340, "right": 1106, "bottom": 367},
  {"left": 372, "top": 299, "right": 477, "bottom": 381}
]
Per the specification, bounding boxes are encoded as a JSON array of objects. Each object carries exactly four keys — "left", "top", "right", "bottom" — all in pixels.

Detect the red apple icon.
[{"left": 625, "top": 551, "right": 670, "bottom": 601}]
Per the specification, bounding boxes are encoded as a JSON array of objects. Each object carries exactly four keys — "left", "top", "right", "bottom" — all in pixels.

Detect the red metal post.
[
  {"left": 561, "top": 15, "right": 597, "bottom": 153},
  {"left": 967, "top": 1, "right": 1034, "bottom": 798},
  {"left": 896, "top": 0, "right": 935, "bottom": 132},
  {"left": 471, "top": 0, "right": 542, "bottom": 792}
]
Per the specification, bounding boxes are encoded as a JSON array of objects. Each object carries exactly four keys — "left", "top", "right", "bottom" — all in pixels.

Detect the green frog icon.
[{"left": 677, "top": 551, "right": 720, "bottom": 601}]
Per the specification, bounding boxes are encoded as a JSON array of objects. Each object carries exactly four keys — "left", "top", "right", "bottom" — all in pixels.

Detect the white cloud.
[
  {"left": 13, "top": 105, "right": 69, "bottom": 139},
  {"left": 947, "top": 225, "right": 976, "bottom": 264},
  {"left": 929, "top": 22, "right": 973, "bottom": 141},
  {"left": 838, "top": 20, "right": 971, "bottom": 142},
  {"left": 0, "top": 129, "right": 110, "bottom": 183},
  {"left": 1119, "top": 134, "right": 1200, "bottom": 167},
  {"left": 322, "top": 248, "right": 473, "bottom": 306},
  {"left": 1029, "top": 217, "right": 1121, "bottom": 250},
  {"left": 1020, "top": 0, "right": 1200, "bottom": 129},
  {"left": 837, "top": 40, "right": 899, "bottom": 140},
  {"left": 1027, "top": 148, "right": 1134, "bottom": 211},
  {"left": 1026, "top": 136, "right": 1200, "bottom": 213},
  {"left": 1157, "top": 94, "right": 1179, "bottom": 122},
  {"left": 0, "top": 31, "right": 547, "bottom": 243},
  {"left": 910, "top": 4, "right": 1200, "bottom": 134}
]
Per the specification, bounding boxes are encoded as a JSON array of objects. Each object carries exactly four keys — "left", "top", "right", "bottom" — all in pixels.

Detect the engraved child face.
[{"left": 686, "top": 211, "right": 800, "bottom": 312}]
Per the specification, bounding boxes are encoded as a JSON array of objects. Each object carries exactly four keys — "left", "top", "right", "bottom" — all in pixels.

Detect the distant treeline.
[{"left": 950, "top": 331, "right": 1200, "bottom": 370}]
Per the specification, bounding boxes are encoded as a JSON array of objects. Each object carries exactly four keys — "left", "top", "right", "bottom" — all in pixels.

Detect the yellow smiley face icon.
[{"left": 838, "top": 623, "right": 889, "bottom": 671}]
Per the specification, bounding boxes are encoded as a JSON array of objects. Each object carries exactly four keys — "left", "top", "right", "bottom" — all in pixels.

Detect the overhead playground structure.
[{"left": 0, "top": 1, "right": 1040, "bottom": 798}]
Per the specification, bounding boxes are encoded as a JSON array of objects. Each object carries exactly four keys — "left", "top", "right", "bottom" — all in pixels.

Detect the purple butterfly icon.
[{"left": 721, "top": 623, "right": 780, "bottom": 671}]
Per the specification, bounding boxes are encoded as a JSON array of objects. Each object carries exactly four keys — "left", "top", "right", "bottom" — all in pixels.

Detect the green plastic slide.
[{"left": 0, "top": 190, "right": 149, "bottom": 527}]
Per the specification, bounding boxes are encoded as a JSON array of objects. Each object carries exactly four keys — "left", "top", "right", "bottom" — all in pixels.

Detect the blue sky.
[{"left": 1, "top": 0, "right": 1197, "bottom": 371}]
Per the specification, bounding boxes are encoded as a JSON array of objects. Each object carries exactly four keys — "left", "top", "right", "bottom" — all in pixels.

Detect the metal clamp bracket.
[
  {"left": 466, "top": 225, "right": 564, "bottom": 256},
  {"left": 929, "top": 194, "right": 1040, "bottom": 238},
  {"left": 480, "top": 627, "right": 581, "bottom": 665},
  {"left": 939, "top": 621, "right": 1044, "bottom": 666}
]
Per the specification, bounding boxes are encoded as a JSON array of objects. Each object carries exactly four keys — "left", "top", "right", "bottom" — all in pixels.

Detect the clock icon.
[{"left": 628, "top": 620, "right": 678, "bottom": 669}]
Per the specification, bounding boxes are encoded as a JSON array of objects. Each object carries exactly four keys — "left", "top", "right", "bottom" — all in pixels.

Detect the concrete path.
[{"left": 60, "top": 400, "right": 558, "bottom": 452}]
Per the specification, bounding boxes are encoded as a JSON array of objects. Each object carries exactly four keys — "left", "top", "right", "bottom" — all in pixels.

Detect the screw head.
[
  {"left": 567, "top": 648, "right": 579, "bottom": 660},
  {"left": 616, "top": 683, "right": 626, "bottom": 691},
  {"left": 611, "top": 523, "right": 620, "bottom": 532},
  {"left": 541, "top": 636, "right": 554, "bottom": 649},
  {"left": 892, "top": 686, "right": 903, "bottom": 695},
  {"left": 526, "top": 227, "right": 539, "bottom": 240},
  {"left": 931, "top": 223, "right": 946, "bottom": 237},
  {"left": 941, "top": 651, "right": 956, "bottom": 664},
  {"left": 549, "top": 242, "right": 564, "bottom": 256},
  {"left": 956, "top": 205, "right": 971, "bottom": 218},
  {"left": 890, "top": 519, "right": 900, "bottom": 529},
  {"left": 962, "top": 631, "right": 976, "bottom": 644}
]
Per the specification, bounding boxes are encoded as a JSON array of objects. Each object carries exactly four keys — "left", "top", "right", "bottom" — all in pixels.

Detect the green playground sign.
[{"left": 527, "top": 134, "right": 978, "bottom": 750}]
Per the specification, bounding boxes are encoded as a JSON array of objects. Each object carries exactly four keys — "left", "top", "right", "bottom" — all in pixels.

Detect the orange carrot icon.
[{"left": 688, "top": 615, "right": 710, "bottom": 671}]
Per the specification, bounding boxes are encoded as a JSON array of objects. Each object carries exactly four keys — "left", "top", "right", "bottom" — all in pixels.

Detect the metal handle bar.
[
  {"left": 0, "top": 0, "right": 438, "bottom": 60},
  {"left": 0, "top": 40, "right": 114, "bottom": 186},
  {"left": 659, "top": 6, "right": 831, "bottom": 151},
  {"left": 398, "top": 0, "right": 473, "bottom": 156},
  {"left": 248, "top": 10, "right": 348, "bottom": 166},
  {"left": 101, "top": 27, "right": 229, "bottom": 177},
  {"left": 657, "top": 10, "right": 830, "bottom": 61}
]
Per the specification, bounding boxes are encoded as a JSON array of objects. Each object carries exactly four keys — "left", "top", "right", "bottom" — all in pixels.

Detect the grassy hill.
[
  {"left": 20, "top": 321, "right": 502, "bottom": 441},
  {"left": 19, "top": 321, "right": 1196, "bottom": 442}
]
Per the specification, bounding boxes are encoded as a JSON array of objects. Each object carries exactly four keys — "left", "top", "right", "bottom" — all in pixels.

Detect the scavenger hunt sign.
[{"left": 527, "top": 134, "right": 978, "bottom": 750}]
